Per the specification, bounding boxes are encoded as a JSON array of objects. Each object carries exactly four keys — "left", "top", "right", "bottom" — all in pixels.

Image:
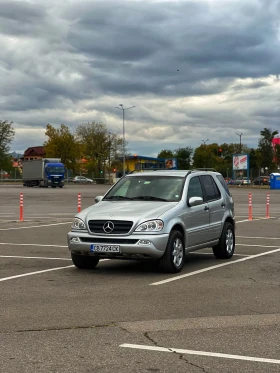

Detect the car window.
[
  {"left": 187, "top": 176, "right": 204, "bottom": 202},
  {"left": 216, "top": 175, "right": 231, "bottom": 196},
  {"left": 104, "top": 176, "right": 184, "bottom": 201},
  {"left": 200, "top": 175, "right": 221, "bottom": 201}
]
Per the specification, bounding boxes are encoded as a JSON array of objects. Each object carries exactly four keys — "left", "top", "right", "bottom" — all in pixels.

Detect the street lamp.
[
  {"left": 236, "top": 133, "right": 242, "bottom": 153},
  {"left": 202, "top": 139, "right": 209, "bottom": 145},
  {"left": 115, "top": 104, "right": 135, "bottom": 176}
]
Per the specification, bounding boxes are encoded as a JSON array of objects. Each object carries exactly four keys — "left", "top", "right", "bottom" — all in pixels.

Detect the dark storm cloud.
[{"left": 1, "top": 0, "right": 280, "bottom": 154}]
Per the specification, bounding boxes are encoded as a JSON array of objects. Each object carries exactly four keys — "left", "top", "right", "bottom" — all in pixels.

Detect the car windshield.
[
  {"left": 46, "top": 166, "right": 65, "bottom": 173},
  {"left": 104, "top": 175, "right": 185, "bottom": 202}
]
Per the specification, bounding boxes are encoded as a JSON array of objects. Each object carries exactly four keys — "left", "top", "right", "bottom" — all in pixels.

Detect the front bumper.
[{"left": 67, "top": 231, "right": 169, "bottom": 259}]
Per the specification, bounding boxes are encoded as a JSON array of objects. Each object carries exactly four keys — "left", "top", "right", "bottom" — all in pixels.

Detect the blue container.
[{"left": 270, "top": 173, "right": 280, "bottom": 189}]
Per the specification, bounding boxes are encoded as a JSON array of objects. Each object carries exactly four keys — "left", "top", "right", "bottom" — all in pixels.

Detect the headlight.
[
  {"left": 135, "top": 220, "right": 164, "bottom": 232},
  {"left": 72, "top": 218, "right": 86, "bottom": 230}
]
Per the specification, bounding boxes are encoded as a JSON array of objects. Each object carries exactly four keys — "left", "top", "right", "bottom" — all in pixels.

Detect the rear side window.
[
  {"left": 216, "top": 175, "right": 231, "bottom": 196},
  {"left": 200, "top": 175, "right": 221, "bottom": 201}
]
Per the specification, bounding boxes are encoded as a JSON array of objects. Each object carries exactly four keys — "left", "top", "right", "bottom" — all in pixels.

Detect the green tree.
[
  {"left": 157, "top": 149, "right": 174, "bottom": 158},
  {"left": 258, "top": 128, "right": 279, "bottom": 169},
  {"left": 76, "top": 122, "right": 122, "bottom": 177},
  {"left": 44, "top": 124, "right": 82, "bottom": 174},
  {"left": 0, "top": 120, "right": 15, "bottom": 171},
  {"left": 174, "top": 147, "right": 193, "bottom": 169}
]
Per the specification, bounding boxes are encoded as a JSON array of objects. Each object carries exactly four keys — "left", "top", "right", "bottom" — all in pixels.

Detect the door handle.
[
  {"left": 204, "top": 206, "right": 209, "bottom": 211},
  {"left": 221, "top": 202, "right": 225, "bottom": 208}
]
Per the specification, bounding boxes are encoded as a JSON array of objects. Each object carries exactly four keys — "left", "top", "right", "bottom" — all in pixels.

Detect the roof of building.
[
  {"left": 125, "top": 155, "right": 166, "bottom": 161},
  {"left": 24, "top": 146, "right": 45, "bottom": 156}
]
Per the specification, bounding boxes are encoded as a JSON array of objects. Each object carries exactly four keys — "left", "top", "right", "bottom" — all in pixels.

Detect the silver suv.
[{"left": 67, "top": 170, "right": 235, "bottom": 273}]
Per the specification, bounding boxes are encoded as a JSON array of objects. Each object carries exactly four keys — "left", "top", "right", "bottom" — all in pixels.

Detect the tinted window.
[
  {"left": 187, "top": 176, "right": 204, "bottom": 202},
  {"left": 201, "top": 175, "right": 221, "bottom": 201},
  {"left": 216, "top": 175, "right": 231, "bottom": 196}
]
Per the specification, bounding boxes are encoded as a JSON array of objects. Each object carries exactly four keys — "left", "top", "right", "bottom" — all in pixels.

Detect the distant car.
[
  {"left": 224, "top": 178, "right": 233, "bottom": 185},
  {"left": 233, "top": 177, "right": 251, "bottom": 186},
  {"left": 0, "top": 171, "right": 10, "bottom": 179},
  {"left": 252, "top": 176, "right": 269, "bottom": 186},
  {"left": 73, "top": 176, "right": 95, "bottom": 184}
]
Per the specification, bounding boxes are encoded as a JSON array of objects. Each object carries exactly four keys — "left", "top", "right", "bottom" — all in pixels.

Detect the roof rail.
[{"left": 192, "top": 168, "right": 216, "bottom": 172}]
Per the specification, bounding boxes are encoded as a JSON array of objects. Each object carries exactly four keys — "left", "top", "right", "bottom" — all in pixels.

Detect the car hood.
[{"left": 80, "top": 201, "right": 177, "bottom": 221}]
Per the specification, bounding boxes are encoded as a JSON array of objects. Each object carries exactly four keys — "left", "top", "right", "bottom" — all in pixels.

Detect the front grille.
[
  {"left": 88, "top": 220, "right": 133, "bottom": 234},
  {"left": 80, "top": 237, "right": 138, "bottom": 244}
]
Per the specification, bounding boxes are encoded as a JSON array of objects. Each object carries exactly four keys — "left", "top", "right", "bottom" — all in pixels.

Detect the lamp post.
[
  {"left": 236, "top": 132, "right": 242, "bottom": 153},
  {"left": 202, "top": 139, "right": 209, "bottom": 168},
  {"left": 115, "top": 104, "right": 135, "bottom": 176}
]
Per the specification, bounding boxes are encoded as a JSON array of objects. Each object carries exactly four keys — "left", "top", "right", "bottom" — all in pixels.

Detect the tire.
[
  {"left": 212, "top": 222, "right": 235, "bottom": 259},
  {"left": 158, "top": 230, "right": 185, "bottom": 273},
  {"left": 71, "top": 253, "right": 100, "bottom": 269}
]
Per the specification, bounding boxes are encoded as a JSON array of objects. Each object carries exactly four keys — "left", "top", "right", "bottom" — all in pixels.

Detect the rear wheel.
[
  {"left": 212, "top": 222, "right": 235, "bottom": 259},
  {"left": 71, "top": 253, "right": 100, "bottom": 269},
  {"left": 158, "top": 230, "right": 185, "bottom": 273}
]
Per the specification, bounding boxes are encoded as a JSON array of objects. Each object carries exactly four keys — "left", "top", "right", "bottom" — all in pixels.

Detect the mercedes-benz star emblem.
[{"left": 103, "top": 221, "right": 114, "bottom": 233}]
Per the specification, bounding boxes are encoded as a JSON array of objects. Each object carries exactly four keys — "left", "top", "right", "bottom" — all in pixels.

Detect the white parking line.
[
  {"left": 189, "top": 252, "right": 251, "bottom": 257},
  {"left": 0, "top": 255, "right": 71, "bottom": 260},
  {"left": 120, "top": 343, "right": 280, "bottom": 365},
  {"left": 237, "top": 236, "right": 280, "bottom": 240},
  {"left": 0, "top": 243, "right": 67, "bottom": 247},
  {"left": 150, "top": 248, "right": 280, "bottom": 286},
  {"left": 236, "top": 244, "right": 279, "bottom": 248},
  {"left": 0, "top": 222, "right": 71, "bottom": 230},
  {"left": 0, "top": 265, "right": 74, "bottom": 282}
]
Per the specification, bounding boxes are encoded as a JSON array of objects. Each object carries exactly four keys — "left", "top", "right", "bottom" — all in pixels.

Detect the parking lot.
[{"left": 0, "top": 184, "right": 280, "bottom": 373}]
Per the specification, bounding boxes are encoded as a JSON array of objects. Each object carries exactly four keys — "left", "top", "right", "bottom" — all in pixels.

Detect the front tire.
[
  {"left": 158, "top": 230, "right": 185, "bottom": 273},
  {"left": 212, "top": 222, "right": 235, "bottom": 259},
  {"left": 71, "top": 253, "right": 100, "bottom": 269}
]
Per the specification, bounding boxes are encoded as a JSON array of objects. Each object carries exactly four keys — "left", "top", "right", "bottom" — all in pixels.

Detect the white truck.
[{"left": 22, "top": 158, "right": 65, "bottom": 188}]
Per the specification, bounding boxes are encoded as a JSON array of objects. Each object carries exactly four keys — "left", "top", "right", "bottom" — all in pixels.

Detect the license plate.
[{"left": 90, "top": 244, "right": 120, "bottom": 253}]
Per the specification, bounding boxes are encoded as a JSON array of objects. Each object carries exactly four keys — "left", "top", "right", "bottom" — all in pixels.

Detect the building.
[
  {"left": 124, "top": 155, "right": 177, "bottom": 174},
  {"left": 22, "top": 146, "right": 45, "bottom": 161}
]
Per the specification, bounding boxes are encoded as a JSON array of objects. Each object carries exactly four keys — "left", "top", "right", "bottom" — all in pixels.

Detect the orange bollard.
[
  {"left": 248, "top": 193, "right": 252, "bottom": 221},
  {"left": 266, "top": 193, "right": 270, "bottom": 218},
  {"left": 78, "top": 193, "right": 81, "bottom": 213},
  {"left": 19, "top": 192, "right": 24, "bottom": 222}
]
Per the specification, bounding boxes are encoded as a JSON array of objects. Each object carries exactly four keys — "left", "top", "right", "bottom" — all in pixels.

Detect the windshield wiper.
[
  {"left": 103, "top": 195, "right": 133, "bottom": 200},
  {"left": 132, "top": 196, "right": 168, "bottom": 201}
]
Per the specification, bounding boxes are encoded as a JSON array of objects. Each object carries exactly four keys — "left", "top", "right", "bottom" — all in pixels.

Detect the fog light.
[
  {"left": 138, "top": 240, "right": 151, "bottom": 245},
  {"left": 70, "top": 237, "right": 80, "bottom": 243}
]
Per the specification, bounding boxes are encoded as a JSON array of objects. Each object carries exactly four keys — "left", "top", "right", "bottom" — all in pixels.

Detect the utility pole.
[
  {"left": 236, "top": 133, "right": 242, "bottom": 153},
  {"left": 202, "top": 139, "right": 209, "bottom": 168},
  {"left": 115, "top": 104, "right": 135, "bottom": 176}
]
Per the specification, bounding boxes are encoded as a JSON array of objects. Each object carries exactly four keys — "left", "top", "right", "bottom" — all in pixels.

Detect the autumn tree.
[
  {"left": 44, "top": 124, "right": 82, "bottom": 174},
  {"left": 0, "top": 120, "right": 15, "bottom": 171}
]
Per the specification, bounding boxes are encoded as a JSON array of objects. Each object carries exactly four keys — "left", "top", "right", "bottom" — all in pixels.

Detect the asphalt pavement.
[{"left": 0, "top": 184, "right": 280, "bottom": 373}]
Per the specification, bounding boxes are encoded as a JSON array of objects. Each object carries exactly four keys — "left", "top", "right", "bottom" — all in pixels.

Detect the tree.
[
  {"left": 173, "top": 147, "right": 193, "bottom": 169},
  {"left": 258, "top": 128, "right": 279, "bottom": 169},
  {"left": 44, "top": 124, "right": 82, "bottom": 174},
  {"left": 0, "top": 120, "right": 15, "bottom": 171},
  {"left": 76, "top": 122, "right": 122, "bottom": 177},
  {"left": 157, "top": 149, "right": 174, "bottom": 159}
]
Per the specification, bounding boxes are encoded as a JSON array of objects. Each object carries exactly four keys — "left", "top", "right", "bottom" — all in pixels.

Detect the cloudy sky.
[{"left": 1, "top": 0, "right": 280, "bottom": 157}]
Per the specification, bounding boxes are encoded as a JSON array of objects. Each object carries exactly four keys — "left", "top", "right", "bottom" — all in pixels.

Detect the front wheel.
[
  {"left": 212, "top": 222, "right": 235, "bottom": 259},
  {"left": 71, "top": 253, "right": 100, "bottom": 269},
  {"left": 158, "top": 230, "right": 185, "bottom": 273}
]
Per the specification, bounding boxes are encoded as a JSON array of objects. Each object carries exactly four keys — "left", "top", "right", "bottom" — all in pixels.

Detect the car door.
[
  {"left": 200, "top": 175, "right": 225, "bottom": 241},
  {"left": 184, "top": 176, "right": 210, "bottom": 248}
]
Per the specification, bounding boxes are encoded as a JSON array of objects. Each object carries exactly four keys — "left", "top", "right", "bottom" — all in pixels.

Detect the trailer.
[{"left": 22, "top": 158, "right": 65, "bottom": 188}]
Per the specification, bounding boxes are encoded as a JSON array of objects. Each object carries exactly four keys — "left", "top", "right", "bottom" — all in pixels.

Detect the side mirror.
[
  {"left": 188, "top": 196, "right": 203, "bottom": 207},
  {"left": 95, "top": 196, "right": 103, "bottom": 203}
]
